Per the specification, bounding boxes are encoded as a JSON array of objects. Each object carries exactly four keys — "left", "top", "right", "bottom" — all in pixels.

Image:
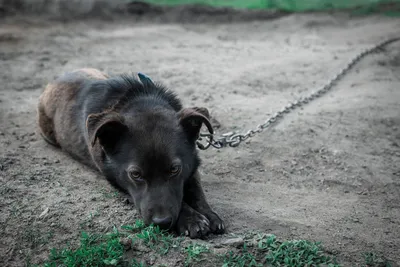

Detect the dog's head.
[{"left": 86, "top": 106, "right": 212, "bottom": 230}]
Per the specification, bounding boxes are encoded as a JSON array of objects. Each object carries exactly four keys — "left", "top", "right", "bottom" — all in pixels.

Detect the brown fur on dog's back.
[{"left": 37, "top": 68, "right": 108, "bottom": 147}]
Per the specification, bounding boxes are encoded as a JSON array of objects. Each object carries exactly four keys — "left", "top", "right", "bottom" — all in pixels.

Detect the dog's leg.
[
  {"left": 175, "top": 202, "right": 211, "bottom": 239},
  {"left": 37, "top": 101, "right": 59, "bottom": 147},
  {"left": 183, "top": 171, "right": 225, "bottom": 234}
]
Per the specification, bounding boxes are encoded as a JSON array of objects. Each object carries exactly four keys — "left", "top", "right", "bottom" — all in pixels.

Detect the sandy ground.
[{"left": 1, "top": 10, "right": 400, "bottom": 266}]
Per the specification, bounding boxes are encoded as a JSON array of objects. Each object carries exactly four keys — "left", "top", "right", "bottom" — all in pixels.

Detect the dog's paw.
[
  {"left": 176, "top": 206, "right": 210, "bottom": 239},
  {"left": 204, "top": 211, "right": 225, "bottom": 235}
]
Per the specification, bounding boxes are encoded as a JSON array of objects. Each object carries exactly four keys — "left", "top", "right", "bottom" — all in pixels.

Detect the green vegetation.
[
  {"left": 134, "top": 223, "right": 182, "bottom": 255},
  {"left": 41, "top": 221, "right": 178, "bottom": 267},
  {"left": 223, "top": 244, "right": 261, "bottom": 267},
  {"left": 44, "top": 229, "right": 125, "bottom": 267},
  {"left": 40, "top": 219, "right": 345, "bottom": 267},
  {"left": 222, "top": 234, "right": 339, "bottom": 267},
  {"left": 362, "top": 252, "right": 392, "bottom": 267},
  {"left": 184, "top": 243, "right": 210, "bottom": 266},
  {"left": 137, "top": 0, "right": 400, "bottom": 14},
  {"left": 258, "top": 234, "right": 339, "bottom": 266}
]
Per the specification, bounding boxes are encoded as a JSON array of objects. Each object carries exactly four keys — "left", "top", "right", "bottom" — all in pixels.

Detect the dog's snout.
[{"left": 152, "top": 216, "right": 172, "bottom": 229}]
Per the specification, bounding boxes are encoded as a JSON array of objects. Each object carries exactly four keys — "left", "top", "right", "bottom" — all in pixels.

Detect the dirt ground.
[{"left": 1, "top": 9, "right": 400, "bottom": 267}]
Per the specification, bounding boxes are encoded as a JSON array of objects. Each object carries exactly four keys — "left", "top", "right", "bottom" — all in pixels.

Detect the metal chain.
[{"left": 196, "top": 37, "right": 400, "bottom": 150}]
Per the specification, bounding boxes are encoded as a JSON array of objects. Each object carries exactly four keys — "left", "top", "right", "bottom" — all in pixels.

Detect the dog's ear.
[
  {"left": 178, "top": 107, "right": 213, "bottom": 143},
  {"left": 86, "top": 112, "right": 128, "bottom": 153}
]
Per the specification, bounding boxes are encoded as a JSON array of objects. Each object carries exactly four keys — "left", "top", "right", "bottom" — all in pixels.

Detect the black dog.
[{"left": 37, "top": 68, "right": 225, "bottom": 238}]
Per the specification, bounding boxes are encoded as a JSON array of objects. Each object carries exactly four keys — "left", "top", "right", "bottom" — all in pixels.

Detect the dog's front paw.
[
  {"left": 204, "top": 210, "right": 225, "bottom": 235},
  {"left": 176, "top": 204, "right": 210, "bottom": 239}
]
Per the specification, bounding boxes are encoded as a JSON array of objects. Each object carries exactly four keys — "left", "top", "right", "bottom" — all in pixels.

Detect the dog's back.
[{"left": 37, "top": 68, "right": 109, "bottom": 165}]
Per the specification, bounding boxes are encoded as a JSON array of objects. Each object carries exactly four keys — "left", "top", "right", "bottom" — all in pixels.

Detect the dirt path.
[{"left": 1, "top": 12, "right": 400, "bottom": 266}]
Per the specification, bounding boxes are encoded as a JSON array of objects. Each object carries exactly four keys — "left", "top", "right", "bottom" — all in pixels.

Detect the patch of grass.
[
  {"left": 135, "top": 224, "right": 182, "bottom": 255},
  {"left": 44, "top": 227, "right": 125, "bottom": 267},
  {"left": 362, "top": 252, "right": 392, "bottom": 267},
  {"left": 184, "top": 243, "right": 210, "bottom": 266},
  {"left": 41, "top": 220, "right": 180, "bottom": 267},
  {"left": 121, "top": 219, "right": 147, "bottom": 231},
  {"left": 257, "top": 234, "right": 339, "bottom": 267},
  {"left": 41, "top": 219, "right": 344, "bottom": 267},
  {"left": 223, "top": 244, "right": 261, "bottom": 267},
  {"left": 223, "top": 234, "right": 340, "bottom": 267}
]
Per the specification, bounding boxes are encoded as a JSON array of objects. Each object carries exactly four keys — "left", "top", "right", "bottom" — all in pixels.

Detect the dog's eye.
[
  {"left": 170, "top": 164, "right": 181, "bottom": 176},
  {"left": 128, "top": 169, "right": 143, "bottom": 182}
]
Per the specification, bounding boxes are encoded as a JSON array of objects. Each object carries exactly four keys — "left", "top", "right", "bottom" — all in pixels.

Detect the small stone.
[
  {"left": 54, "top": 159, "right": 60, "bottom": 163},
  {"left": 221, "top": 237, "right": 244, "bottom": 248},
  {"left": 39, "top": 207, "right": 49, "bottom": 218}
]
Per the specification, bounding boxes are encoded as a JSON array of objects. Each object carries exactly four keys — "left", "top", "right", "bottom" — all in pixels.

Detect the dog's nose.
[{"left": 152, "top": 216, "right": 172, "bottom": 229}]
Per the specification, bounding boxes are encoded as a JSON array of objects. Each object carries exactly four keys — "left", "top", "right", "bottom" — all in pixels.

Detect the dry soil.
[{"left": 1, "top": 10, "right": 400, "bottom": 267}]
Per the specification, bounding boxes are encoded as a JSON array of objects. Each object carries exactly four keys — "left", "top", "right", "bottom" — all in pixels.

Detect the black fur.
[{"left": 38, "top": 69, "right": 225, "bottom": 238}]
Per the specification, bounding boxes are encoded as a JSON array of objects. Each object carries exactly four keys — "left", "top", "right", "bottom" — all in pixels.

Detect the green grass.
[
  {"left": 40, "top": 219, "right": 393, "bottom": 267},
  {"left": 41, "top": 220, "right": 179, "bottom": 267},
  {"left": 135, "top": 0, "right": 400, "bottom": 15},
  {"left": 134, "top": 224, "right": 182, "bottom": 255},
  {"left": 44, "top": 228, "right": 125, "bottom": 267},
  {"left": 362, "top": 252, "right": 392, "bottom": 267},
  {"left": 223, "top": 244, "right": 261, "bottom": 267},
  {"left": 258, "top": 234, "right": 339, "bottom": 266},
  {"left": 222, "top": 234, "right": 340, "bottom": 267},
  {"left": 184, "top": 243, "right": 210, "bottom": 266}
]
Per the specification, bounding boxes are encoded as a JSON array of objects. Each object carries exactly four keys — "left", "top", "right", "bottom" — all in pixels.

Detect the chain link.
[{"left": 196, "top": 37, "right": 400, "bottom": 150}]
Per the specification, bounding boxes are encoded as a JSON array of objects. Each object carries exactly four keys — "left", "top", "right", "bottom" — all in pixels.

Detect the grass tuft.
[
  {"left": 222, "top": 243, "right": 261, "bottom": 267},
  {"left": 362, "top": 252, "right": 392, "bottom": 267},
  {"left": 135, "top": 224, "right": 181, "bottom": 255},
  {"left": 258, "top": 234, "right": 339, "bottom": 267},
  {"left": 184, "top": 243, "right": 209, "bottom": 266},
  {"left": 41, "top": 221, "right": 180, "bottom": 267},
  {"left": 222, "top": 234, "right": 340, "bottom": 267},
  {"left": 44, "top": 227, "right": 124, "bottom": 267}
]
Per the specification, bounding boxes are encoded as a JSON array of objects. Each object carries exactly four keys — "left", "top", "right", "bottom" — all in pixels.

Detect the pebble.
[
  {"left": 220, "top": 237, "right": 244, "bottom": 248},
  {"left": 39, "top": 207, "right": 49, "bottom": 218}
]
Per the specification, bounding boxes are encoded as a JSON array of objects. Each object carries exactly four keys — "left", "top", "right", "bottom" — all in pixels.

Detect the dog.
[{"left": 37, "top": 68, "right": 225, "bottom": 238}]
